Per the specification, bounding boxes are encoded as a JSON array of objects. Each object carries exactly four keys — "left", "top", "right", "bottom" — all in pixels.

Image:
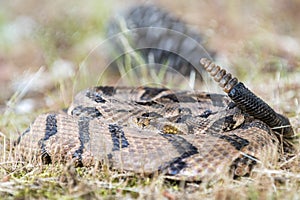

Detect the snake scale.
[{"left": 15, "top": 5, "right": 294, "bottom": 182}]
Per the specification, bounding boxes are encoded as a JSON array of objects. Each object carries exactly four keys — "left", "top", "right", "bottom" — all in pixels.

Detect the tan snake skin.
[{"left": 15, "top": 59, "right": 293, "bottom": 182}]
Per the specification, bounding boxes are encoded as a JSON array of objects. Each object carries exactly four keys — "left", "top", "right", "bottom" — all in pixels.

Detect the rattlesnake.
[
  {"left": 15, "top": 6, "right": 294, "bottom": 182},
  {"left": 16, "top": 58, "right": 294, "bottom": 181}
]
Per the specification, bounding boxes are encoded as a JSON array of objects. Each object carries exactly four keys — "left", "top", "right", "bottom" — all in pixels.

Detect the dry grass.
[{"left": 0, "top": 0, "right": 300, "bottom": 199}]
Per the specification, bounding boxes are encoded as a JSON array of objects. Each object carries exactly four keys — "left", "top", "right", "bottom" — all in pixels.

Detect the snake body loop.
[{"left": 15, "top": 6, "right": 294, "bottom": 182}]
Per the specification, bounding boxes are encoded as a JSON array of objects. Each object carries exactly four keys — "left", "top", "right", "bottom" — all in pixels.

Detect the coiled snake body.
[
  {"left": 16, "top": 6, "right": 294, "bottom": 182},
  {"left": 16, "top": 58, "right": 294, "bottom": 181}
]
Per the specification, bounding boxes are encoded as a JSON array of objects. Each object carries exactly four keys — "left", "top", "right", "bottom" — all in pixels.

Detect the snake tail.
[{"left": 200, "top": 58, "right": 294, "bottom": 137}]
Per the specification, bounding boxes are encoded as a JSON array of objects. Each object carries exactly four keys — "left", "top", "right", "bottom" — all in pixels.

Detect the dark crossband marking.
[
  {"left": 159, "top": 134, "right": 198, "bottom": 175},
  {"left": 205, "top": 118, "right": 249, "bottom": 150},
  {"left": 86, "top": 90, "right": 106, "bottom": 103},
  {"left": 38, "top": 114, "right": 58, "bottom": 164},
  {"left": 208, "top": 131, "right": 249, "bottom": 151},
  {"left": 108, "top": 124, "right": 129, "bottom": 151},
  {"left": 141, "top": 112, "right": 163, "bottom": 118},
  {"left": 71, "top": 106, "right": 102, "bottom": 119},
  {"left": 73, "top": 117, "right": 91, "bottom": 166},
  {"left": 95, "top": 86, "right": 115, "bottom": 96},
  {"left": 136, "top": 101, "right": 164, "bottom": 109},
  {"left": 140, "top": 87, "right": 168, "bottom": 100},
  {"left": 217, "top": 134, "right": 249, "bottom": 151},
  {"left": 199, "top": 109, "right": 213, "bottom": 118}
]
